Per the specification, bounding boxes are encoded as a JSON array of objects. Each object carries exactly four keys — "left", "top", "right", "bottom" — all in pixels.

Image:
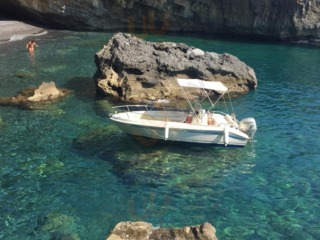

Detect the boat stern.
[{"left": 239, "top": 117, "right": 257, "bottom": 139}]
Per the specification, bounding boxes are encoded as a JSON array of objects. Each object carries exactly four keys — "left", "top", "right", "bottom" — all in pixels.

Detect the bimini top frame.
[
  {"left": 177, "top": 78, "right": 228, "bottom": 93},
  {"left": 176, "top": 78, "right": 228, "bottom": 113}
]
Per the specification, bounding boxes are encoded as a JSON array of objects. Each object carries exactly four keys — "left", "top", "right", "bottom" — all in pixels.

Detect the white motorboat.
[{"left": 109, "top": 78, "right": 257, "bottom": 147}]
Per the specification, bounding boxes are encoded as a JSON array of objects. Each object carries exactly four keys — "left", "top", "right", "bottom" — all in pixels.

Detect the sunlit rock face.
[{"left": 0, "top": 0, "right": 319, "bottom": 40}]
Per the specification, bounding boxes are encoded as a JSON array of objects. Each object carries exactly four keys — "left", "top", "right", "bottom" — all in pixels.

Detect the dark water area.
[{"left": 0, "top": 30, "right": 320, "bottom": 239}]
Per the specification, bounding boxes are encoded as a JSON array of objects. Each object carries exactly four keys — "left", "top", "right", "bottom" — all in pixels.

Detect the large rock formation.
[
  {"left": 106, "top": 221, "right": 218, "bottom": 240},
  {"left": 0, "top": 0, "right": 319, "bottom": 41},
  {"left": 94, "top": 32, "right": 257, "bottom": 102}
]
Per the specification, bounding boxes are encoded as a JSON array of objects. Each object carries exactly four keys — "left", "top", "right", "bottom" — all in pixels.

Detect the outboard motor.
[{"left": 239, "top": 118, "right": 257, "bottom": 139}]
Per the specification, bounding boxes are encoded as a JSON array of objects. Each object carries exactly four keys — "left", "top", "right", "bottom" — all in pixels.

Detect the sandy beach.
[{"left": 0, "top": 20, "right": 45, "bottom": 43}]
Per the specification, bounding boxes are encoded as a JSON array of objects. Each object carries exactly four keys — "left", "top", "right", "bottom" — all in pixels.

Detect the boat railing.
[
  {"left": 112, "top": 104, "right": 187, "bottom": 113},
  {"left": 111, "top": 104, "right": 188, "bottom": 122},
  {"left": 210, "top": 110, "right": 227, "bottom": 116}
]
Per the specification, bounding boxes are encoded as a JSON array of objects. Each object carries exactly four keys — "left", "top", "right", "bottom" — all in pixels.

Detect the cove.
[{"left": 0, "top": 30, "right": 320, "bottom": 239}]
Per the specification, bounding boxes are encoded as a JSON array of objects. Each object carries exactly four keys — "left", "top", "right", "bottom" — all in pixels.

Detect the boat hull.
[{"left": 110, "top": 112, "right": 249, "bottom": 147}]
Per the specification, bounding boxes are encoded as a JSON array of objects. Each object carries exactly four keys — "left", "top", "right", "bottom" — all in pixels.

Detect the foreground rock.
[
  {"left": 106, "top": 221, "right": 218, "bottom": 240},
  {"left": 0, "top": 81, "right": 71, "bottom": 109},
  {"left": 0, "top": 0, "right": 319, "bottom": 41},
  {"left": 94, "top": 33, "right": 257, "bottom": 102}
]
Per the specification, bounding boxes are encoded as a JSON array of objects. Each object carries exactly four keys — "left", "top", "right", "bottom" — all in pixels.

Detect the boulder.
[
  {"left": 106, "top": 221, "right": 218, "bottom": 240},
  {"left": 94, "top": 32, "right": 257, "bottom": 102},
  {"left": 0, "top": 81, "right": 71, "bottom": 110}
]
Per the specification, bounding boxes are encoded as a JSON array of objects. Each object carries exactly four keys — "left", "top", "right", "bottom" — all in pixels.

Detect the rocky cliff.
[{"left": 0, "top": 0, "right": 319, "bottom": 40}]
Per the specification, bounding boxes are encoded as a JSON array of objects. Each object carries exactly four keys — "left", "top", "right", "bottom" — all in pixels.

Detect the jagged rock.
[
  {"left": 0, "top": 0, "right": 320, "bottom": 41},
  {"left": 0, "top": 81, "right": 71, "bottom": 110},
  {"left": 106, "top": 221, "right": 218, "bottom": 240},
  {"left": 94, "top": 32, "right": 257, "bottom": 102},
  {"left": 28, "top": 81, "right": 61, "bottom": 101}
]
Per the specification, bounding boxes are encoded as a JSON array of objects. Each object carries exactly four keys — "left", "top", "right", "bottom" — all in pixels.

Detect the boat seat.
[{"left": 212, "top": 114, "right": 227, "bottom": 126}]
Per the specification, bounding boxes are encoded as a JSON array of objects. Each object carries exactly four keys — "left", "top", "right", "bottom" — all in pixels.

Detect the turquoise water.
[{"left": 0, "top": 31, "right": 320, "bottom": 239}]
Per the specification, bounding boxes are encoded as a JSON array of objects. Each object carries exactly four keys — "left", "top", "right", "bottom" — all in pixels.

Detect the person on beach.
[{"left": 26, "top": 40, "right": 38, "bottom": 54}]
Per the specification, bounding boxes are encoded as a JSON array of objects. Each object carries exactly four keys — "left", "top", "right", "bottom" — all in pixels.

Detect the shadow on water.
[
  {"left": 63, "top": 76, "right": 121, "bottom": 119},
  {"left": 72, "top": 125, "right": 257, "bottom": 190},
  {"left": 63, "top": 76, "right": 96, "bottom": 101}
]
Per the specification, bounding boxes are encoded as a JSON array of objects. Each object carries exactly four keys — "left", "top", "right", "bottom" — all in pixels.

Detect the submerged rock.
[
  {"left": 94, "top": 33, "right": 257, "bottom": 103},
  {"left": 15, "top": 70, "right": 35, "bottom": 79},
  {"left": 0, "top": 117, "right": 6, "bottom": 128},
  {"left": 0, "top": 81, "right": 71, "bottom": 110},
  {"left": 106, "top": 221, "right": 218, "bottom": 240},
  {"left": 35, "top": 211, "right": 79, "bottom": 240}
]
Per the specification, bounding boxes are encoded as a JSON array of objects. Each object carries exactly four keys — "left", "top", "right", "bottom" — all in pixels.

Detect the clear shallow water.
[{"left": 0, "top": 31, "right": 320, "bottom": 239}]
